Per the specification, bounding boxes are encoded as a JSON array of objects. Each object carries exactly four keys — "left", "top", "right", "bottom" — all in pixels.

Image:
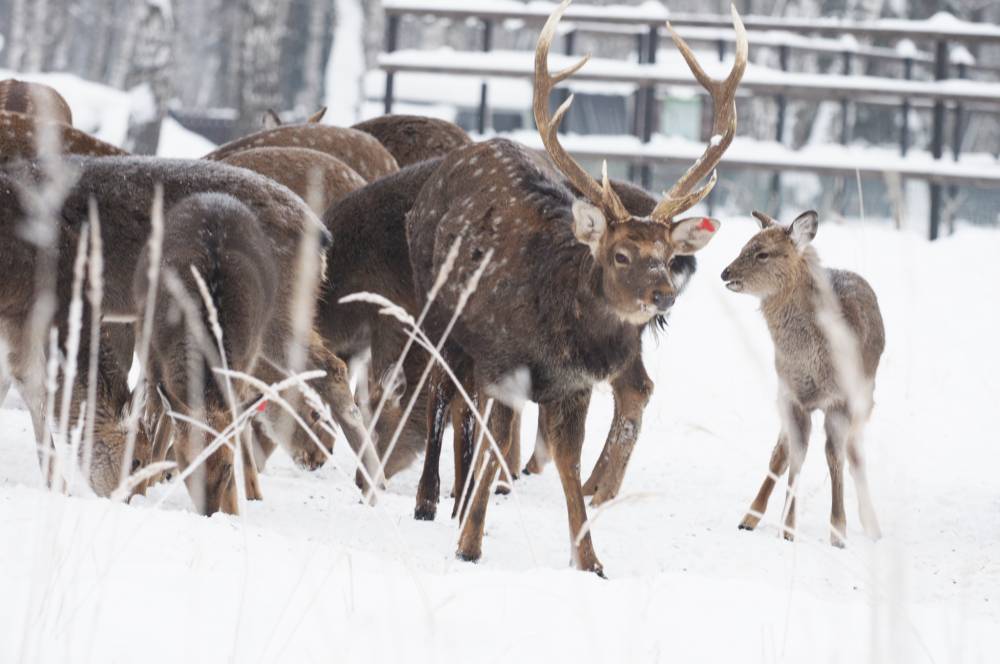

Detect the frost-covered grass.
[{"left": 1, "top": 220, "right": 998, "bottom": 663}]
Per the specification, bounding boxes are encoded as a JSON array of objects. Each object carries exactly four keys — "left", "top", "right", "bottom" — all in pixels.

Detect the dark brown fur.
[
  {"left": 204, "top": 125, "right": 399, "bottom": 183},
  {"left": 135, "top": 193, "right": 277, "bottom": 515},
  {"left": 352, "top": 115, "right": 471, "bottom": 168},
  {"left": 0, "top": 111, "right": 127, "bottom": 163}
]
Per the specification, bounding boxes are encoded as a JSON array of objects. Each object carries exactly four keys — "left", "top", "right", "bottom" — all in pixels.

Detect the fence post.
[
  {"left": 840, "top": 50, "right": 851, "bottom": 145},
  {"left": 769, "top": 44, "right": 789, "bottom": 212},
  {"left": 477, "top": 19, "right": 494, "bottom": 135},
  {"left": 947, "top": 60, "right": 967, "bottom": 235},
  {"left": 383, "top": 14, "right": 400, "bottom": 114},
  {"left": 899, "top": 56, "right": 912, "bottom": 156},
  {"left": 928, "top": 40, "right": 947, "bottom": 241},
  {"left": 629, "top": 30, "right": 646, "bottom": 183},
  {"left": 640, "top": 24, "right": 658, "bottom": 190}
]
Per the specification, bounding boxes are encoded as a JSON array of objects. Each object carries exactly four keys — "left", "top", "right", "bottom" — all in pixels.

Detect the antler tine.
[
  {"left": 651, "top": 4, "right": 749, "bottom": 223},
  {"left": 534, "top": 0, "right": 630, "bottom": 223}
]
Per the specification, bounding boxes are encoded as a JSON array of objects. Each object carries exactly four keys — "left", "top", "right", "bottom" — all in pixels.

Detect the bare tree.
[
  {"left": 235, "top": 0, "right": 292, "bottom": 137},
  {"left": 120, "top": 0, "right": 176, "bottom": 154}
]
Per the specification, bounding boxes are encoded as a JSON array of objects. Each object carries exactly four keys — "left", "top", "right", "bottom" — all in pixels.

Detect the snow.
[
  {"left": 156, "top": 116, "right": 217, "bottom": 158},
  {"left": 0, "top": 69, "right": 131, "bottom": 145},
  {"left": 2, "top": 221, "right": 999, "bottom": 662},
  {"left": 326, "top": 0, "right": 366, "bottom": 126}
]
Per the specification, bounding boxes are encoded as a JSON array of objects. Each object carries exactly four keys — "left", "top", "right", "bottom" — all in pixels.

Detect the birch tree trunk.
[{"left": 235, "top": 0, "right": 292, "bottom": 137}]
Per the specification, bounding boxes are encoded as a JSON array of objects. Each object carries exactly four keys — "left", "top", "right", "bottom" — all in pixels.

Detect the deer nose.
[
  {"left": 651, "top": 290, "right": 675, "bottom": 310},
  {"left": 721, "top": 267, "right": 731, "bottom": 281}
]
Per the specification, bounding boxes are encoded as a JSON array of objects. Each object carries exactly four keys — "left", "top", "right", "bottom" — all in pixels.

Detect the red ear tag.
[
  {"left": 257, "top": 399, "right": 269, "bottom": 413},
  {"left": 698, "top": 218, "right": 715, "bottom": 232}
]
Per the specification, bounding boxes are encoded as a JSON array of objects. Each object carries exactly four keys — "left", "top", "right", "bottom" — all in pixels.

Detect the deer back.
[
  {"left": 0, "top": 111, "right": 127, "bottom": 162},
  {"left": 222, "top": 146, "right": 367, "bottom": 212},
  {"left": 353, "top": 115, "right": 471, "bottom": 167},
  {"left": 0, "top": 79, "right": 74, "bottom": 125},
  {"left": 204, "top": 124, "right": 399, "bottom": 182}
]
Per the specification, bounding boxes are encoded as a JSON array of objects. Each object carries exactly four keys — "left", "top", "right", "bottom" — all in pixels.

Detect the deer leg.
[
  {"left": 523, "top": 414, "right": 550, "bottom": 475},
  {"left": 846, "top": 422, "right": 881, "bottom": 540},
  {"left": 20, "top": 372, "right": 55, "bottom": 489},
  {"left": 824, "top": 408, "right": 848, "bottom": 547},
  {"left": 415, "top": 364, "right": 454, "bottom": 521},
  {"left": 780, "top": 402, "right": 811, "bottom": 542},
  {"left": 239, "top": 427, "right": 263, "bottom": 501},
  {"left": 456, "top": 402, "right": 513, "bottom": 563},
  {"left": 738, "top": 435, "right": 789, "bottom": 531},
  {"left": 582, "top": 356, "right": 653, "bottom": 505},
  {"left": 451, "top": 396, "right": 477, "bottom": 518},
  {"left": 544, "top": 390, "right": 603, "bottom": 576},
  {"left": 495, "top": 410, "right": 521, "bottom": 495}
]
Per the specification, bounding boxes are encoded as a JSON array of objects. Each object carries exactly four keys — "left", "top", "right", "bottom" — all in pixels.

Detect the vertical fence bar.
[
  {"left": 928, "top": 40, "right": 947, "bottom": 241},
  {"left": 640, "top": 24, "right": 658, "bottom": 190},
  {"left": 769, "top": 44, "right": 789, "bottom": 211},
  {"left": 383, "top": 14, "right": 400, "bottom": 114},
  {"left": 947, "top": 60, "right": 967, "bottom": 235},
  {"left": 900, "top": 56, "right": 912, "bottom": 156},
  {"left": 840, "top": 50, "right": 851, "bottom": 145},
  {"left": 629, "top": 30, "right": 647, "bottom": 183},
  {"left": 477, "top": 19, "right": 494, "bottom": 135},
  {"left": 560, "top": 29, "right": 577, "bottom": 134}
]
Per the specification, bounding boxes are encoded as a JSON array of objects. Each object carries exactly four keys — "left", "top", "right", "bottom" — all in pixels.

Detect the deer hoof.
[
  {"left": 414, "top": 502, "right": 437, "bottom": 521},
  {"left": 830, "top": 536, "right": 846, "bottom": 549},
  {"left": 494, "top": 481, "right": 511, "bottom": 495},
  {"left": 783, "top": 531, "right": 795, "bottom": 542},
  {"left": 455, "top": 550, "right": 480, "bottom": 563},
  {"left": 738, "top": 513, "right": 760, "bottom": 531}
]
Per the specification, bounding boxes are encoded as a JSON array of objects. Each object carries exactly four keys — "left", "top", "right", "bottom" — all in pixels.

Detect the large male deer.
[
  {"left": 204, "top": 124, "right": 399, "bottom": 183},
  {"left": 1, "top": 156, "right": 373, "bottom": 513},
  {"left": 722, "top": 210, "right": 885, "bottom": 547},
  {"left": 405, "top": 0, "right": 746, "bottom": 573},
  {"left": 134, "top": 193, "right": 275, "bottom": 514}
]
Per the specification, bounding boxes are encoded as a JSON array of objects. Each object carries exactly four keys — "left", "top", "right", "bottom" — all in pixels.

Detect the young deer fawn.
[
  {"left": 722, "top": 210, "right": 885, "bottom": 547},
  {"left": 405, "top": 0, "right": 745, "bottom": 574},
  {"left": 135, "top": 193, "right": 274, "bottom": 515},
  {"left": 352, "top": 115, "right": 471, "bottom": 168},
  {"left": 0, "top": 78, "right": 74, "bottom": 125}
]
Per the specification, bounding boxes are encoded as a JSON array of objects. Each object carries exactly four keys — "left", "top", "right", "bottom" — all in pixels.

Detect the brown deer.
[
  {"left": 204, "top": 124, "right": 399, "bottom": 183},
  {"left": 220, "top": 147, "right": 366, "bottom": 215},
  {"left": 0, "top": 79, "right": 74, "bottom": 125},
  {"left": 134, "top": 193, "right": 275, "bottom": 514},
  {"left": 352, "top": 115, "right": 471, "bottom": 168},
  {"left": 722, "top": 210, "right": 885, "bottom": 547},
  {"left": 2, "top": 155, "right": 373, "bottom": 513},
  {"left": 404, "top": 0, "right": 746, "bottom": 573},
  {"left": 0, "top": 172, "right": 150, "bottom": 496},
  {"left": 262, "top": 106, "right": 327, "bottom": 129},
  {"left": 0, "top": 111, "right": 127, "bottom": 162}
]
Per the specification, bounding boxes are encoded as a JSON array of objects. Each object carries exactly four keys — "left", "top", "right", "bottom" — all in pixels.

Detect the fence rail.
[{"left": 381, "top": 0, "right": 1000, "bottom": 238}]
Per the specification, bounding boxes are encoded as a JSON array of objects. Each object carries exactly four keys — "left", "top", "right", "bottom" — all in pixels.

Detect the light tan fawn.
[{"left": 722, "top": 210, "right": 885, "bottom": 547}]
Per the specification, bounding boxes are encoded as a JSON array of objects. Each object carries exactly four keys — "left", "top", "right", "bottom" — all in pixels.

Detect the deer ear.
[
  {"left": 571, "top": 199, "right": 608, "bottom": 254},
  {"left": 788, "top": 210, "right": 818, "bottom": 249},
  {"left": 307, "top": 106, "right": 327, "bottom": 123},
  {"left": 262, "top": 109, "right": 281, "bottom": 129},
  {"left": 751, "top": 210, "right": 777, "bottom": 229},
  {"left": 670, "top": 216, "right": 720, "bottom": 254}
]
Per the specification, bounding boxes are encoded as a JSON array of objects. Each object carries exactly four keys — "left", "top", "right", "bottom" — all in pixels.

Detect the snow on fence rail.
[{"left": 379, "top": 50, "right": 1000, "bottom": 105}]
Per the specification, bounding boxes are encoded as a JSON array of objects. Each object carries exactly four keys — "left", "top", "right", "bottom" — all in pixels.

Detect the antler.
[
  {"left": 650, "top": 5, "right": 749, "bottom": 223},
  {"left": 534, "top": 0, "right": 630, "bottom": 223}
]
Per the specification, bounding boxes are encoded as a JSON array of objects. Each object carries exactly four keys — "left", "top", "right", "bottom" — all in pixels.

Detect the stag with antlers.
[{"left": 405, "top": 0, "right": 747, "bottom": 573}]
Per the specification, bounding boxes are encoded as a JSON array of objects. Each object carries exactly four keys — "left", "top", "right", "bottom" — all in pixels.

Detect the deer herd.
[{"left": 0, "top": 1, "right": 886, "bottom": 575}]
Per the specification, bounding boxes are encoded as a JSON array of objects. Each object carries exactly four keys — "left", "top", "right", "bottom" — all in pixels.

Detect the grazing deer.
[
  {"left": 0, "top": 174, "right": 150, "bottom": 496},
  {"left": 204, "top": 124, "right": 399, "bottom": 183},
  {"left": 2, "top": 156, "right": 373, "bottom": 511},
  {"left": 221, "top": 147, "right": 366, "bottom": 214},
  {"left": 0, "top": 111, "right": 127, "bottom": 162},
  {"left": 404, "top": 0, "right": 745, "bottom": 573},
  {"left": 262, "top": 106, "right": 327, "bottom": 129},
  {"left": 352, "top": 115, "right": 471, "bottom": 167},
  {"left": 0, "top": 79, "right": 74, "bottom": 125},
  {"left": 722, "top": 210, "right": 885, "bottom": 547},
  {"left": 134, "top": 193, "right": 275, "bottom": 514}
]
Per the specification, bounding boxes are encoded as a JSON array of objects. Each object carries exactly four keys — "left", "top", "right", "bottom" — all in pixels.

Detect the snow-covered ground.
[{"left": 1, "top": 220, "right": 998, "bottom": 663}]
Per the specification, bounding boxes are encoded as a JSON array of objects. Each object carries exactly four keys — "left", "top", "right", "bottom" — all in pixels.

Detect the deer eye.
[
  {"left": 755, "top": 251, "right": 769, "bottom": 261},
  {"left": 614, "top": 252, "right": 630, "bottom": 265}
]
